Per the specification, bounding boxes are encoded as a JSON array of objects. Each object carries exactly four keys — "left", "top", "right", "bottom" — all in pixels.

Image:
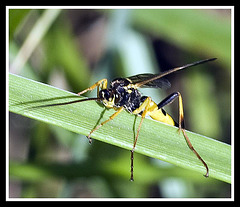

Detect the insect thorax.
[{"left": 99, "top": 78, "right": 147, "bottom": 113}]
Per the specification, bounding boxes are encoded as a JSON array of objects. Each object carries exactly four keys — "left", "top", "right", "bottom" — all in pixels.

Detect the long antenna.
[
  {"left": 28, "top": 97, "right": 101, "bottom": 109},
  {"left": 135, "top": 58, "right": 217, "bottom": 88}
]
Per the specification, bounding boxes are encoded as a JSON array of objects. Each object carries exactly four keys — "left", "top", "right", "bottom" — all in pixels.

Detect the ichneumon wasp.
[{"left": 40, "top": 58, "right": 216, "bottom": 181}]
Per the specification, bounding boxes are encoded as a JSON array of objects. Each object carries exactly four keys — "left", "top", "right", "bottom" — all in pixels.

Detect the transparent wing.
[
  {"left": 127, "top": 73, "right": 171, "bottom": 89},
  {"left": 127, "top": 58, "right": 217, "bottom": 89}
]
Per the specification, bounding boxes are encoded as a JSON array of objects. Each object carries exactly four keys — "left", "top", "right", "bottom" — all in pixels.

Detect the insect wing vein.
[{"left": 127, "top": 73, "right": 171, "bottom": 89}]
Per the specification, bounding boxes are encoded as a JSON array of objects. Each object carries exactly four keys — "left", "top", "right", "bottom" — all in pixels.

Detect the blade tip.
[{"left": 208, "top": 57, "right": 217, "bottom": 62}]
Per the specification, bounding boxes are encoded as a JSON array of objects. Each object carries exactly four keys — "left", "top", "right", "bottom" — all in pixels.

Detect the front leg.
[
  {"left": 87, "top": 107, "right": 124, "bottom": 144},
  {"left": 77, "top": 79, "right": 108, "bottom": 96}
]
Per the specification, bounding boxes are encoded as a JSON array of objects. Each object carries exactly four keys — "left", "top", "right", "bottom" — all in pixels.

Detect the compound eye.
[{"left": 99, "top": 89, "right": 110, "bottom": 100}]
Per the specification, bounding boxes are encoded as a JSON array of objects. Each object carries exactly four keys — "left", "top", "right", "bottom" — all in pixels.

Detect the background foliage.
[{"left": 9, "top": 8, "right": 231, "bottom": 198}]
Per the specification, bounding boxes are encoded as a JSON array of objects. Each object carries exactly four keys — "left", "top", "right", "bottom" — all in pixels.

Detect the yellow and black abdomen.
[{"left": 148, "top": 100, "right": 177, "bottom": 127}]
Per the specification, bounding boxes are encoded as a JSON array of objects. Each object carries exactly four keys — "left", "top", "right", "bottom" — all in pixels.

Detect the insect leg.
[
  {"left": 157, "top": 92, "right": 185, "bottom": 127},
  {"left": 77, "top": 79, "right": 108, "bottom": 96},
  {"left": 87, "top": 107, "right": 124, "bottom": 143},
  {"left": 156, "top": 92, "right": 209, "bottom": 177},
  {"left": 130, "top": 97, "right": 152, "bottom": 181}
]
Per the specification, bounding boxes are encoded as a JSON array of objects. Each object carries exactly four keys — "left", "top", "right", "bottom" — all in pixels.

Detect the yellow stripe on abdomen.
[{"left": 149, "top": 108, "right": 176, "bottom": 126}]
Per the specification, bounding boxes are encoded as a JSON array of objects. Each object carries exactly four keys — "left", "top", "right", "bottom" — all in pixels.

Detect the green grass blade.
[{"left": 9, "top": 73, "right": 231, "bottom": 183}]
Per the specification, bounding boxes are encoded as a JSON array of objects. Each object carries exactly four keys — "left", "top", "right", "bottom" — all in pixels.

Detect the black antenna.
[{"left": 28, "top": 97, "right": 101, "bottom": 109}]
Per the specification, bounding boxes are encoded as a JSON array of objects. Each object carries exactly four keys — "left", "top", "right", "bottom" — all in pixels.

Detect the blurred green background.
[{"left": 9, "top": 8, "right": 231, "bottom": 198}]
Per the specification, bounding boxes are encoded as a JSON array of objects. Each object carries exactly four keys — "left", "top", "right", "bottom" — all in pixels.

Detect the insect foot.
[{"left": 86, "top": 135, "right": 92, "bottom": 144}]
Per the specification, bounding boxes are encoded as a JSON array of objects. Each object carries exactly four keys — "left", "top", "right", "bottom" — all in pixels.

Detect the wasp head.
[
  {"left": 99, "top": 89, "right": 117, "bottom": 108},
  {"left": 99, "top": 89, "right": 111, "bottom": 100}
]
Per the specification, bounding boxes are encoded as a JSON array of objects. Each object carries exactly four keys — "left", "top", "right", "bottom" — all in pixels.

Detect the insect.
[{"left": 40, "top": 58, "right": 216, "bottom": 181}]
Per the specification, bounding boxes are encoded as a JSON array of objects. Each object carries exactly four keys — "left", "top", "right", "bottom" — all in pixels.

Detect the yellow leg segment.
[
  {"left": 130, "top": 97, "right": 152, "bottom": 181},
  {"left": 177, "top": 92, "right": 185, "bottom": 131},
  {"left": 87, "top": 107, "right": 124, "bottom": 143},
  {"left": 77, "top": 79, "right": 108, "bottom": 96},
  {"left": 132, "top": 97, "right": 152, "bottom": 150}
]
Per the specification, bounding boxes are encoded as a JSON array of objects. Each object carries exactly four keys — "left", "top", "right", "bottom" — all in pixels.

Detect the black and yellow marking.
[
  {"left": 76, "top": 58, "right": 216, "bottom": 180},
  {"left": 38, "top": 58, "right": 216, "bottom": 181}
]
